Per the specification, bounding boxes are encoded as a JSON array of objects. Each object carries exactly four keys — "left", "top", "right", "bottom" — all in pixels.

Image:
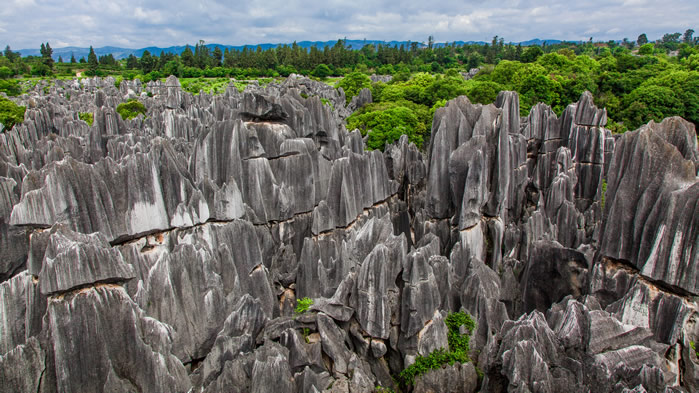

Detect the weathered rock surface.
[
  {"left": 0, "top": 76, "right": 697, "bottom": 393},
  {"left": 600, "top": 117, "right": 698, "bottom": 294}
]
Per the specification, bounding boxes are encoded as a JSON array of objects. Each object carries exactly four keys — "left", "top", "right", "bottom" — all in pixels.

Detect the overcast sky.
[{"left": 1, "top": 0, "right": 697, "bottom": 49}]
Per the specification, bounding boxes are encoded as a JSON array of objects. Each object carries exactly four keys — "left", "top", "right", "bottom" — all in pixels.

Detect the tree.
[
  {"left": 70, "top": 52, "right": 76, "bottom": 63},
  {"left": 125, "top": 54, "right": 139, "bottom": 69},
  {"left": 621, "top": 84, "right": 684, "bottom": 128},
  {"left": 637, "top": 34, "right": 648, "bottom": 46},
  {"left": 40, "top": 42, "right": 54, "bottom": 68},
  {"left": 140, "top": 50, "right": 156, "bottom": 74},
  {"left": 521, "top": 46, "right": 543, "bottom": 63},
  {"left": 466, "top": 81, "right": 504, "bottom": 104},
  {"left": 336, "top": 72, "right": 372, "bottom": 103},
  {"left": 212, "top": 46, "right": 222, "bottom": 67},
  {"left": 311, "top": 63, "right": 332, "bottom": 79},
  {"left": 660, "top": 32, "right": 682, "bottom": 51},
  {"left": 347, "top": 105, "right": 423, "bottom": 150},
  {"left": 4, "top": 46, "right": 20, "bottom": 63},
  {"left": 87, "top": 46, "right": 98, "bottom": 74},
  {"left": 58, "top": 56, "right": 63, "bottom": 63},
  {"left": 181, "top": 45, "right": 195, "bottom": 67},
  {"left": 638, "top": 43, "right": 654, "bottom": 55},
  {"left": 684, "top": 29, "right": 695, "bottom": 44}
]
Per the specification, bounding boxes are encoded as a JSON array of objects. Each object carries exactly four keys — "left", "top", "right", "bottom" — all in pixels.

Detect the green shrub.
[
  {"left": 0, "top": 79, "right": 21, "bottom": 96},
  {"left": 0, "top": 66, "right": 12, "bottom": 79},
  {"left": 466, "top": 80, "right": 505, "bottom": 105},
  {"left": 638, "top": 43, "right": 655, "bottom": 56},
  {"left": 347, "top": 105, "right": 423, "bottom": 150},
  {"left": 445, "top": 311, "right": 476, "bottom": 356},
  {"left": 295, "top": 297, "right": 313, "bottom": 314},
  {"left": 399, "top": 311, "right": 475, "bottom": 387},
  {"left": 336, "top": 72, "right": 371, "bottom": 104},
  {"left": 311, "top": 64, "right": 332, "bottom": 79},
  {"left": 116, "top": 99, "right": 146, "bottom": 120},
  {"left": 79, "top": 112, "right": 94, "bottom": 126},
  {"left": 0, "top": 96, "right": 26, "bottom": 131}
]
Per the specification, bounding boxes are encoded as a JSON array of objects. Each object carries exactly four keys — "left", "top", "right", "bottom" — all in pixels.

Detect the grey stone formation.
[{"left": 0, "top": 76, "right": 697, "bottom": 393}]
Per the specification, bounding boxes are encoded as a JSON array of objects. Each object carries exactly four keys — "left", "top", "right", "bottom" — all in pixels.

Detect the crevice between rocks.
[{"left": 600, "top": 256, "right": 697, "bottom": 300}]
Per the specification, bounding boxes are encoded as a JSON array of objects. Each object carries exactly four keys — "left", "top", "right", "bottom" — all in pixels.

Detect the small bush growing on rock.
[
  {"left": 295, "top": 297, "right": 313, "bottom": 314},
  {"left": 79, "top": 112, "right": 94, "bottom": 126},
  {"left": 399, "top": 311, "right": 475, "bottom": 387},
  {"left": 320, "top": 97, "right": 334, "bottom": 110},
  {"left": 116, "top": 99, "right": 146, "bottom": 120}
]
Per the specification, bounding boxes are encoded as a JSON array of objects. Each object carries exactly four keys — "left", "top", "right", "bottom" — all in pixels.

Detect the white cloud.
[
  {"left": 133, "top": 7, "right": 165, "bottom": 24},
  {"left": 0, "top": 0, "right": 697, "bottom": 49}
]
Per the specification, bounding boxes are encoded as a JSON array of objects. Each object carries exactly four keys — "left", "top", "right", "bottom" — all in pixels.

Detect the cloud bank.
[{"left": 1, "top": 0, "right": 697, "bottom": 49}]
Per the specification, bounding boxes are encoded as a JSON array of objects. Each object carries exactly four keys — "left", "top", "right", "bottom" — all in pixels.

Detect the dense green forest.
[{"left": 1, "top": 30, "right": 698, "bottom": 149}]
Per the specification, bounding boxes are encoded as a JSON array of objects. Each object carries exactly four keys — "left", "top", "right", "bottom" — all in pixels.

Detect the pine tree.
[
  {"left": 212, "top": 46, "right": 223, "bottom": 67},
  {"left": 70, "top": 52, "right": 76, "bottom": 63},
  {"left": 140, "top": 50, "right": 155, "bottom": 74},
  {"left": 87, "top": 46, "right": 98, "bottom": 74},
  {"left": 4, "top": 45, "right": 18, "bottom": 62},
  {"left": 40, "top": 42, "right": 54, "bottom": 68},
  {"left": 181, "top": 45, "right": 195, "bottom": 67},
  {"left": 126, "top": 54, "right": 139, "bottom": 69}
]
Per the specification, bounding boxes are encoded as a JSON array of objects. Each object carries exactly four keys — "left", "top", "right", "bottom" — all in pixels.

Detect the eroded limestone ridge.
[{"left": 0, "top": 75, "right": 697, "bottom": 393}]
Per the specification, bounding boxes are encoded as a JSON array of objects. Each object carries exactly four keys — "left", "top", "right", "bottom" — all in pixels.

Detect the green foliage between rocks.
[
  {"left": 79, "top": 112, "right": 94, "bottom": 126},
  {"left": 336, "top": 72, "right": 372, "bottom": 104},
  {"left": 295, "top": 297, "right": 313, "bottom": 314},
  {"left": 320, "top": 97, "right": 334, "bottom": 110},
  {"left": 0, "top": 96, "right": 26, "bottom": 131},
  {"left": 398, "top": 311, "right": 475, "bottom": 387},
  {"left": 347, "top": 102, "right": 425, "bottom": 150},
  {"left": 116, "top": 99, "right": 146, "bottom": 120},
  {"left": 600, "top": 179, "right": 608, "bottom": 210}
]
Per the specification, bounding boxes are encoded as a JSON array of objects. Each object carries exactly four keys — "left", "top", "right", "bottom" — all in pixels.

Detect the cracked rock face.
[{"left": 0, "top": 76, "right": 697, "bottom": 393}]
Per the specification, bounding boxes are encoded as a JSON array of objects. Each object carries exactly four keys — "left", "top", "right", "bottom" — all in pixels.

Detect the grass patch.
[
  {"left": 399, "top": 311, "right": 475, "bottom": 387},
  {"left": 180, "top": 77, "right": 231, "bottom": 95}
]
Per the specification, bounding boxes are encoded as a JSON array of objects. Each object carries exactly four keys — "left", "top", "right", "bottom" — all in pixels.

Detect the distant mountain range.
[{"left": 16, "top": 39, "right": 566, "bottom": 60}]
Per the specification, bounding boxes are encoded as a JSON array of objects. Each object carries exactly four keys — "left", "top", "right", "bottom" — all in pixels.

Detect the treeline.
[
  {"left": 345, "top": 30, "right": 699, "bottom": 149},
  {"left": 1, "top": 30, "right": 697, "bottom": 81}
]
